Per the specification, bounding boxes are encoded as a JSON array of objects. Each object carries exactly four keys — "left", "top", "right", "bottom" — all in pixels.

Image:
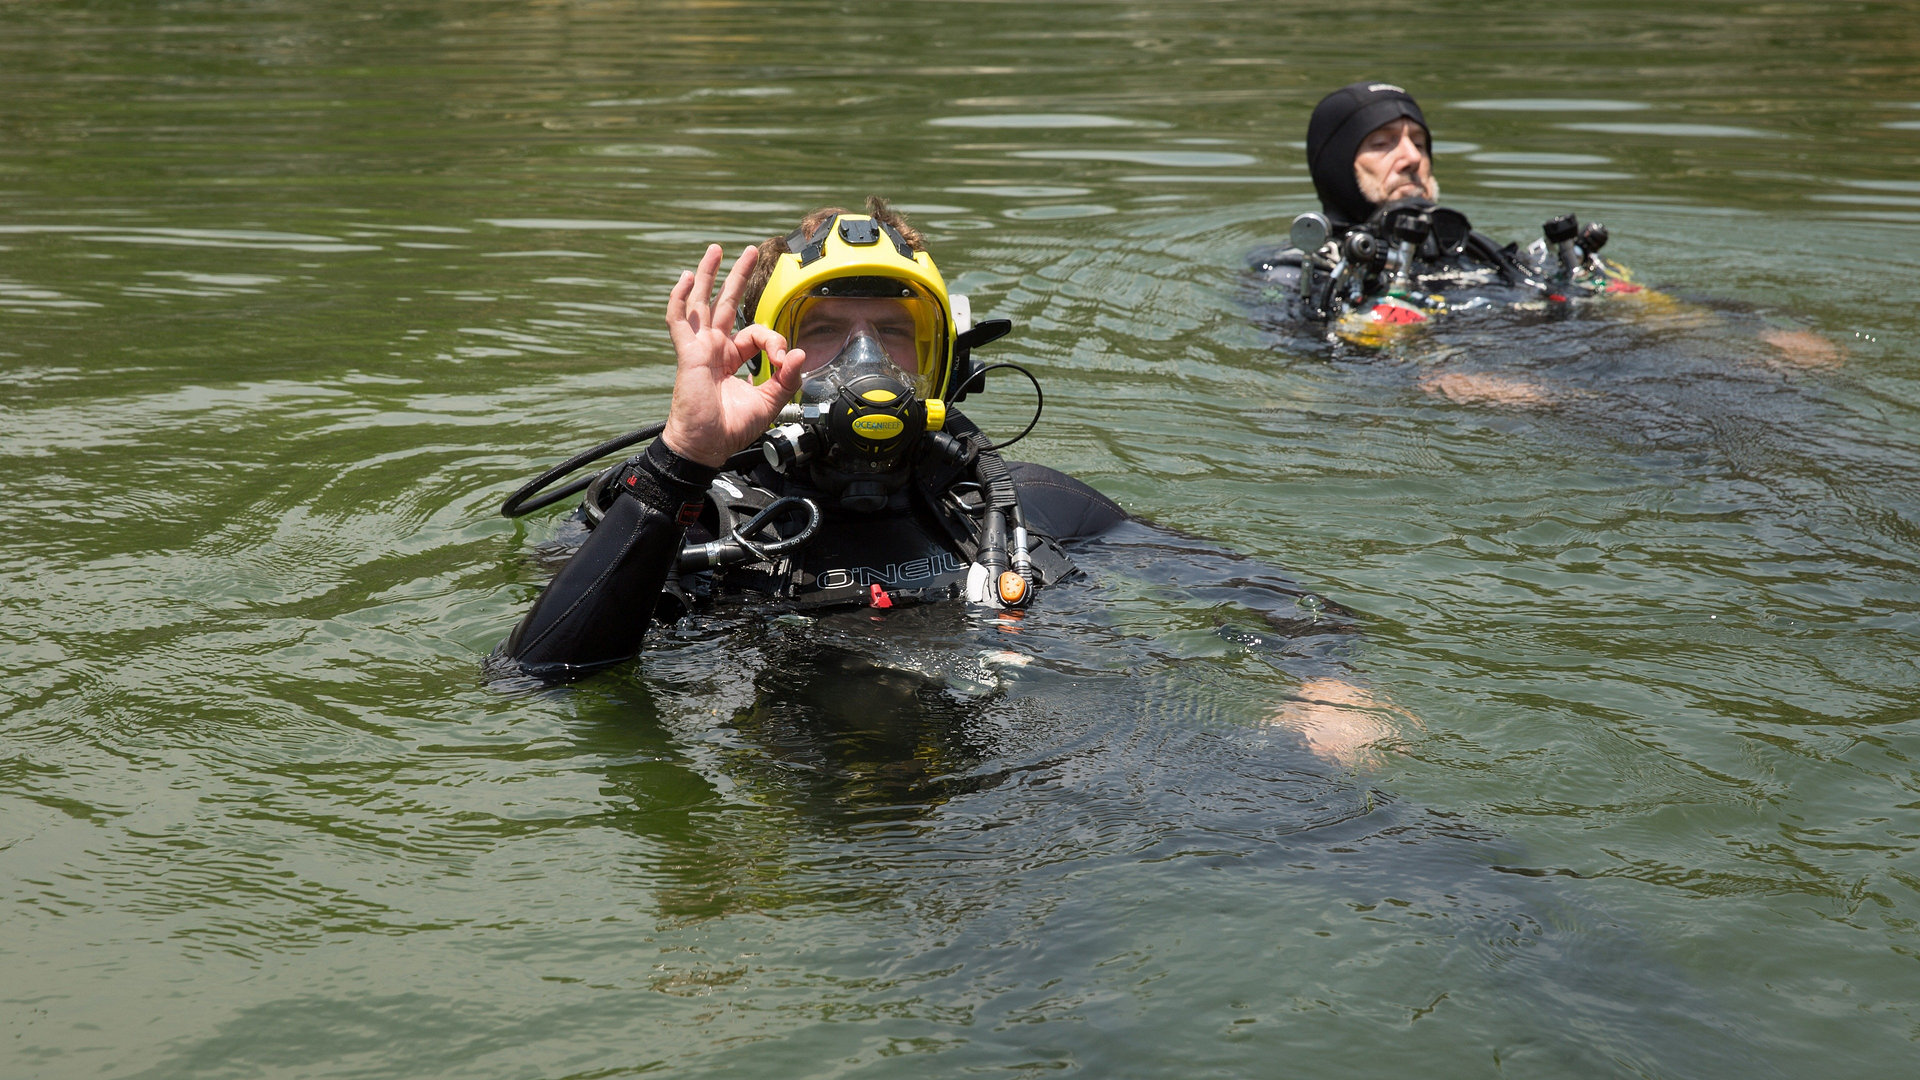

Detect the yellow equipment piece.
[{"left": 751, "top": 213, "right": 955, "bottom": 398}]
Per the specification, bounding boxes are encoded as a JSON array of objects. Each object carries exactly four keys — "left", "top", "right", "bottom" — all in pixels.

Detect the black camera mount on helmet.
[{"left": 946, "top": 318, "right": 1012, "bottom": 403}]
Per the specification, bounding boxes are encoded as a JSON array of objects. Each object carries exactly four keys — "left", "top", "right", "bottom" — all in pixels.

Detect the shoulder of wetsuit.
[{"left": 1007, "top": 460, "right": 1128, "bottom": 542}]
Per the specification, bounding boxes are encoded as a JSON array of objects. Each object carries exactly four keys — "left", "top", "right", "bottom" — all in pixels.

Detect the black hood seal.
[{"left": 1306, "top": 81, "right": 1430, "bottom": 228}]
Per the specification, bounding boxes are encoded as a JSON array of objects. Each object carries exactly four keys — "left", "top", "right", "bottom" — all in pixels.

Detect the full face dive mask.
[
  {"left": 752, "top": 214, "right": 962, "bottom": 512},
  {"left": 762, "top": 321, "right": 948, "bottom": 512},
  {"left": 752, "top": 213, "right": 957, "bottom": 396}
]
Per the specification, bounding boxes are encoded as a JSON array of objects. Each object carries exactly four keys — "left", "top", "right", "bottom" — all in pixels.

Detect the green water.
[{"left": 5, "top": 2, "right": 1920, "bottom": 1076}]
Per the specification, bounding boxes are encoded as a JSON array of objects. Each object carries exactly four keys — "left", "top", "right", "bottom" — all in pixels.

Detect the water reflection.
[
  {"left": 928, "top": 113, "right": 1143, "bottom": 129},
  {"left": 1454, "top": 98, "right": 1651, "bottom": 111},
  {"left": 1011, "top": 148, "right": 1259, "bottom": 167}
]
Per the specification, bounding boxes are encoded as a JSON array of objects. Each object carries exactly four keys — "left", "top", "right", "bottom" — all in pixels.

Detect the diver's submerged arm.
[{"left": 500, "top": 441, "right": 718, "bottom": 676}]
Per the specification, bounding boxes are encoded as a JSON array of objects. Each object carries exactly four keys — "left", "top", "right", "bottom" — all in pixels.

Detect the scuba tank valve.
[
  {"left": 1543, "top": 213, "right": 1582, "bottom": 276},
  {"left": 1383, "top": 205, "right": 1434, "bottom": 297}
]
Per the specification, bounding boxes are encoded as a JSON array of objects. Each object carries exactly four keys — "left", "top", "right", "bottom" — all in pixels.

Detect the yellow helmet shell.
[{"left": 751, "top": 214, "right": 955, "bottom": 399}]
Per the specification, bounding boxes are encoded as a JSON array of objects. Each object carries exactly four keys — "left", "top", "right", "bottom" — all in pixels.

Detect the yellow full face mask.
[{"left": 751, "top": 214, "right": 954, "bottom": 399}]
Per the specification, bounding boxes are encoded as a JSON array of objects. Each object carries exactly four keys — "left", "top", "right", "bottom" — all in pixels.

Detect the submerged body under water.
[
  {"left": 1241, "top": 275, "right": 1893, "bottom": 590},
  {"left": 499, "top": 507, "right": 1792, "bottom": 1076},
  {"left": 1244, "top": 227, "right": 1844, "bottom": 405}
]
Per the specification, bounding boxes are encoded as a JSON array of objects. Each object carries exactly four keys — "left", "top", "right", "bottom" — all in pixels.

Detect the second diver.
[{"left": 1252, "top": 80, "right": 1647, "bottom": 347}]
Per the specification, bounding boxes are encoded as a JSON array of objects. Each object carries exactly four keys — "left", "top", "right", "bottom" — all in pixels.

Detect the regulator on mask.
[{"left": 761, "top": 328, "right": 952, "bottom": 512}]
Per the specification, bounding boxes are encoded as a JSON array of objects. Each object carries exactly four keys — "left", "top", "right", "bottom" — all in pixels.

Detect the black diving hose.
[
  {"left": 499, "top": 422, "right": 664, "bottom": 518},
  {"left": 673, "top": 495, "right": 822, "bottom": 571},
  {"left": 949, "top": 362, "right": 1044, "bottom": 452},
  {"left": 1465, "top": 231, "right": 1550, "bottom": 293}
]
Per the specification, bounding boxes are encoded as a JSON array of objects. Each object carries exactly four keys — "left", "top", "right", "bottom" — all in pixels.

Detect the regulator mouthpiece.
[{"left": 772, "top": 331, "right": 950, "bottom": 511}]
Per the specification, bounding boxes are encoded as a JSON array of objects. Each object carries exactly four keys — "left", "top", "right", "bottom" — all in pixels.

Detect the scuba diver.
[
  {"left": 492, "top": 199, "right": 1403, "bottom": 767},
  {"left": 496, "top": 201, "right": 1118, "bottom": 675},
  {"left": 1251, "top": 80, "right": 1645, "bottom": 348}
]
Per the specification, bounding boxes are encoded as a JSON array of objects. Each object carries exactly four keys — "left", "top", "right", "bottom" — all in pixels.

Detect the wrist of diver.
[
  {"left": 610, "top": 439, "right": 719, "bottom": 519},
  {"left": 658, "top": 420, "right": 734, "bottom": 469}
]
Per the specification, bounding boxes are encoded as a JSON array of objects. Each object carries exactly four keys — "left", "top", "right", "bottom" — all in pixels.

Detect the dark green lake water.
[{"left": 5, "top": 2, "right": 1920, "bottom": 1076}]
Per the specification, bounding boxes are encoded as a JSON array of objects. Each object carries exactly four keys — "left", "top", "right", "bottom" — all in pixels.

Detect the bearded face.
[{"left": 1354, "top": 118, "right": 1438, "bottom": 205}]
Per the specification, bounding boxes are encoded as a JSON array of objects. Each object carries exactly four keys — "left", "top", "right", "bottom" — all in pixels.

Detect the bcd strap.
[{"left": 1025, "top": 533, "right": 1077, "bottom": 586}]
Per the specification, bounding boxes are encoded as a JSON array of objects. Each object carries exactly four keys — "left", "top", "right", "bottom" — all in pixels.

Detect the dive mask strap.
[
  {"left": 875, "top": 220, "right": 916, "bottom": 261},
  {"left": 788, "top": 221, "right": 834, "bottom": 267}
]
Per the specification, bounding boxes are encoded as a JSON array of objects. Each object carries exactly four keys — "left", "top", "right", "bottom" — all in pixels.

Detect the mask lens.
[{"left": 778, "top": 283, "right": 945, "bottom": 396}]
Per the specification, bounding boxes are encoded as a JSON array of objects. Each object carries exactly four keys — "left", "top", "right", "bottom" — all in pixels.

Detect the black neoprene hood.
[{"left": 1306, "top": 81, "right": 1430, "bottom": 226}]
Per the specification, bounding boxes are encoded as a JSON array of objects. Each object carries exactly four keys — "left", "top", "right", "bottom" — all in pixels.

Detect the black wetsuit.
[{"left": 500, "top": 436, "right": 1130, "bottom": 680}]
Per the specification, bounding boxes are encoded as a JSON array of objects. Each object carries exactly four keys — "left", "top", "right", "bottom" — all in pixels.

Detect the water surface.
[{"left": 4, "top": 2, "right": 1920, "bottom": 1076}]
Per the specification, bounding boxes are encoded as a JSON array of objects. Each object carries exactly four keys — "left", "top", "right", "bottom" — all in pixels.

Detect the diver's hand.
[
  {"left": 1268, "top": 678, "right": 1420, "bottom": 770},
  {"left": 659, "top": 243, "right": 807, "bottom": 468}
]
